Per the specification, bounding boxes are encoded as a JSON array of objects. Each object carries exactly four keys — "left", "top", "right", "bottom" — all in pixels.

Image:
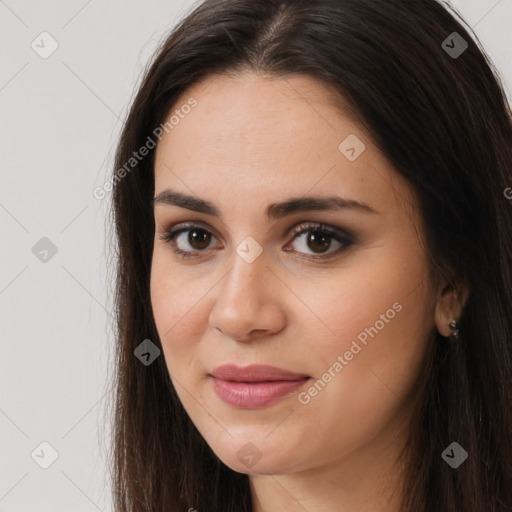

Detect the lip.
[
  {"left": 209, "top": 364, "right": 310, "bottom": 409},
  {"left": 210, "top": 364, "right": 310, "bottom": 382}
]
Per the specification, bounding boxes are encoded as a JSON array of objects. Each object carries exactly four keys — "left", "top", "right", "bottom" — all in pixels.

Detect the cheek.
[
  {"left": 149, "top": 254, "right": 206, "bottom": 366},
  {"left": 286, "top": 245, "right": 431, "bottom": 357},
  {"left": 284, "top": 287, "right": 431, "bottom": 470},
  {"left": 289, "top": 246, "right": 432, "bottom": 410},
  {"left": 307, "top": 273, "right": 430, "bottom": 406}
]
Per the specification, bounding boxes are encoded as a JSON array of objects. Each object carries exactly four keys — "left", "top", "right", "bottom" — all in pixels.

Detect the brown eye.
[
  {"left": 159, "top": 225, "right": 219, "bottom": 258},
  {"left": 186, "top": 228, "right": 211, "bottom": 250},
  {"left": 159, "top": 221, "right": 353, "bottom": 261},
  {"left": 304, "top": 231, "right": 332, "bottom": 253},
  {"left": 286, "top": 222, "right": 353, "bottom": 258}
]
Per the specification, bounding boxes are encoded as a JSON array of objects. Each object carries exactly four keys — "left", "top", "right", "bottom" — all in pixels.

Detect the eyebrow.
[{"left": 152, "top": 189, "right": 378, "bottom": 219}]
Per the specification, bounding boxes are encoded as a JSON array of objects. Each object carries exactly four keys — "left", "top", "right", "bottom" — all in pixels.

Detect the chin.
[{"left": 211, "top": 438, "right": 302, "bottom": 476}]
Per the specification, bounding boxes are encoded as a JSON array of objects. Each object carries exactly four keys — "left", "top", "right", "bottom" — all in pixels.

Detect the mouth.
[{"left": 209, "top": 364, "right": 311, "bottom": 408}]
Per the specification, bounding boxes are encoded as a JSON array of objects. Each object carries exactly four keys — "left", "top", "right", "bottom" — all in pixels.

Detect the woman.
[{"left": 106, "top": 0, "right": 512, "bottom": 510}]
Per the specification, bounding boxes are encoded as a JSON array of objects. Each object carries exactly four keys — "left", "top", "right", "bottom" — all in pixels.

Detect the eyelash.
[{"left": 158, "top": 221, "right": 354, "bottom": 261}]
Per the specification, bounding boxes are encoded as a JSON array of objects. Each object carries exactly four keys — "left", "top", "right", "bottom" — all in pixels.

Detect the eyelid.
[{"left": 158, "top": 220, "right": 222, "bottom": 243}]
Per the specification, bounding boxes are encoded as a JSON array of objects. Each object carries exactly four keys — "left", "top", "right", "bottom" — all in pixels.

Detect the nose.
[{"left": 208, "top": 249, "right": 287, "bottom": 342}]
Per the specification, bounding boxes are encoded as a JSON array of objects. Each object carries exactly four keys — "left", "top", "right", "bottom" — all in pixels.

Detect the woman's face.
[{"left": 150, "top": 71, "right": 438, "bottom": 476}]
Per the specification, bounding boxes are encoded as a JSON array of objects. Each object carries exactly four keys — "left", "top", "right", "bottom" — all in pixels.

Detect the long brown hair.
[{"left": 105, "top": 0, "right": 512, "bottom": 510}]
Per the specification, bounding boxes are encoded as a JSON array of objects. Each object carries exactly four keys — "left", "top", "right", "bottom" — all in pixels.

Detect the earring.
[{"left": 448, "top": 319, "right": 460, "bottom": 339}]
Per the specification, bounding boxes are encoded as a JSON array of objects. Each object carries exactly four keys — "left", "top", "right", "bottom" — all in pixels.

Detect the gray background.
[{"left": 1, "top": 0, "right": 510, "bottom": 510}]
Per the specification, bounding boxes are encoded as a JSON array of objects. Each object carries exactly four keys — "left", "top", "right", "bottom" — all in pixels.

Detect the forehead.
[{"left": 153, "top": 72, "right": 416, "bottom": 220}]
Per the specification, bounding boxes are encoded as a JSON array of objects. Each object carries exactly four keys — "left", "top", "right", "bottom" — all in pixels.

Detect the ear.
[{"left": 434, "top": 281, "right": 469, "bottom": 337}]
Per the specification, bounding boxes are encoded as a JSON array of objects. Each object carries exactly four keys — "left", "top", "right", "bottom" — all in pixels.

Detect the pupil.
[{"left": 308, "top": 232, "right": 330, "bottom": 253}]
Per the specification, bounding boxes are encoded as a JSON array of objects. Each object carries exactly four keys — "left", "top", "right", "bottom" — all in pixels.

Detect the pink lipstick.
[{"left": 209, "top": 364, "right": 310, "bottom": 408}]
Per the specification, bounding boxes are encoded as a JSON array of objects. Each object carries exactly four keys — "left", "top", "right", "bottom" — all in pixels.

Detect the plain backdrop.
[{"left": 1, "top": 0, "right": 511, "bottom": 510}]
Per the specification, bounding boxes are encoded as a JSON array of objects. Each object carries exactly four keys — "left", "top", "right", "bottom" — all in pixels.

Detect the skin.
[{"left": 150, "top": 71, "right": 464, "bottom": 512}]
